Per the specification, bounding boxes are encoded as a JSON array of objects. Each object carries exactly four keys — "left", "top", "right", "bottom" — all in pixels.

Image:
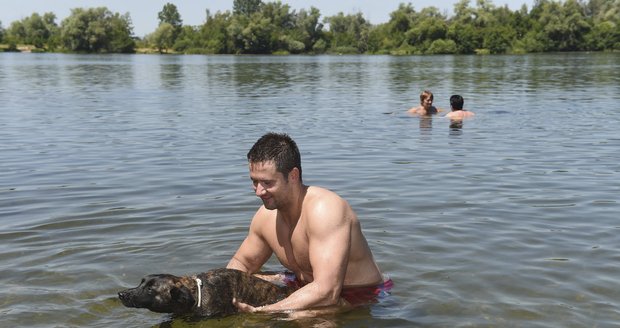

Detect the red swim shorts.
[{"left": 340, "top": 278, "right": 394, "bottom": 307}]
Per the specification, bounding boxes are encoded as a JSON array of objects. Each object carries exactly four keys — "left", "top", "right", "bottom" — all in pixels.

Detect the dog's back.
[{"left": 196, "top": 268, "right": 294, "bottom": 317}]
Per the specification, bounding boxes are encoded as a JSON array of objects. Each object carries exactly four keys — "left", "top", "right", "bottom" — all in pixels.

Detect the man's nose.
[{"left": 255, "top": 183, "right": 266, "bottom": 196}]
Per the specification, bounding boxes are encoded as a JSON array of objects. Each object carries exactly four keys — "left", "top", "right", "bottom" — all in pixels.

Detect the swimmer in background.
[
  {"left": 408, "top": 90, "right": 443, "bottom": 115},
  {"left": 445, "top": 95, "right": 474, "bottom": 120}
]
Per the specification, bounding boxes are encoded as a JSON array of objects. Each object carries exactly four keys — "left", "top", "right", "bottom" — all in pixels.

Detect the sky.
[{"left": 1, "top": 0, "right": 534, "bottom": 37}]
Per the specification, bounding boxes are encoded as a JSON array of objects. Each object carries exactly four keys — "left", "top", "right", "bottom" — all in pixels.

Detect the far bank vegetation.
[{"left": 1, "top": 0, "right": 619, "bottom": 54}]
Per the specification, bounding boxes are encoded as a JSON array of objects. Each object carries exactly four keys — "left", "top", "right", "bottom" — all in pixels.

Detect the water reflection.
[
  {"left": 159, "top": 56, "right": 184, "bottom": 89},
  {"left": 66, "top": 64, "right": 133, "bottom": 90},
  {"left": 2, "top": 53, "right": 620, "bottom": 328},
  {"left": 449, "top": 119, "right": 463, "bottom": 136},
  {"left": 156, "top": 305, "right": 375, "bottom": 328},
  {"left": 419, "top": 116, "right": 433, "bottom": 135},
  {"left": 230, "top": 60, "right": 295, "bottom": 96}
]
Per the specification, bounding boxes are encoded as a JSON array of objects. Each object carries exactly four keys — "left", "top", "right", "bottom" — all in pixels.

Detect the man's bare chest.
[{"left": 270, "top": 224, "right": 310, "bottom": 272}]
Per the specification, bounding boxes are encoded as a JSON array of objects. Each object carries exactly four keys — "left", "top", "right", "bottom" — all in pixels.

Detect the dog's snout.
[{"left": 118, "top": 291, "right": 127, "bottom": 300}]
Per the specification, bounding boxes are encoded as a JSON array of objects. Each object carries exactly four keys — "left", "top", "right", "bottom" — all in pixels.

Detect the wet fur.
[{"left": 118, "top": 268, "right": 295, "bottom": 317}]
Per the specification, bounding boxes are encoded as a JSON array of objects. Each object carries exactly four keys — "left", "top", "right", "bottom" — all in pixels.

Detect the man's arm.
[
  {"left": 236, "top": 195, "right": 351, "bottom": 312},
  {"left": 227, "top": 209, "right": 273, "bottom": 273}
]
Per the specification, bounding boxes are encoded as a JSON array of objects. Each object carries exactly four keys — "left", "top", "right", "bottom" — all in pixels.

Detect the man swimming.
[
  {"left": 445, "top": 95, "right": 475, "bottom": 120},
  {"left": 408, "top": 90, "right": 442, "bottom": 115}
]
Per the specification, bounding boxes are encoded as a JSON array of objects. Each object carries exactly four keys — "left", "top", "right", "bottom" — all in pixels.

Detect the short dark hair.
[
  {"left": 247, "top": 132, "right": 302, "bottom": 181},
  {"left": 450, "top": 95, "right": 464, "bottom": 110}
]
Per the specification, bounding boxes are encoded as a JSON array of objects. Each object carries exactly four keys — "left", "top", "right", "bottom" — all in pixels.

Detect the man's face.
[
  {"left": 249, "top": 161, "right": 290, "bottom": 210},
  {"left": 421, "top": 97, "right": 433, "bottom": 109}
]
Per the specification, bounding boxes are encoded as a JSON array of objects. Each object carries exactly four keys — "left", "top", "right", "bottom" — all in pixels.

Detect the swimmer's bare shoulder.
[
  {"left": 407, "top": 106, "right": 424, "bottom": 114},
  {"left": 446, "top": 111, "right": 475, "bottom": 119}
]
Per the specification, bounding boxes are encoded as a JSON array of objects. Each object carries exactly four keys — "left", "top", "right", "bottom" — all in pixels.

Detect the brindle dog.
[{"left": 118, "top": 268, "right": 295, "bottom": 317}]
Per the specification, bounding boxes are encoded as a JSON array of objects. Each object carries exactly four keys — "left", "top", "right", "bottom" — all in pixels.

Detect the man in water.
[
  {"left": 408, "top": 90, "right": 442, "bottom": 115},
  {"left": 445, "top": 95, "right": 475, "bottom": 120},
  {"left": 227, "top": 132, "right": 391, "bottom": 313}
]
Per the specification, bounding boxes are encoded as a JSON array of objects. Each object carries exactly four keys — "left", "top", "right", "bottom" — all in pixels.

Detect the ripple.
[{"left": 1, "top": 53, "right": 620, "bottom": 327}]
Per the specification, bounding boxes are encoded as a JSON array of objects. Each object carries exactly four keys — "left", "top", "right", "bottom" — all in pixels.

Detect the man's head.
[
  {"left": 247, "top": 132, "right": 302, "bottom": 182},
  {"left": 419, "top": 90, "right": 434, "bottom": 109},
  {"left": 450, "top": 95, "right": 464, "bottom": 111},
  {"left": 247, "top": 133, "right": 302, "bottom": 210}
]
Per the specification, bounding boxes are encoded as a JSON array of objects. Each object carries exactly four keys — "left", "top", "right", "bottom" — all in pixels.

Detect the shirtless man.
[
  {"left": 227, "top": 132, "right": 389, "bottom": 313},
  {"left": 408, "top": 90, "right": 442, "bottom": 115},
  {"left": 445, "top": 94, "right": 475, "bottom": 120}
]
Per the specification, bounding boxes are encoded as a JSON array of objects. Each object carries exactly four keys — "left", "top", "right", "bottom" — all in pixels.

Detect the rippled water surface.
[{"left": 1, "top": 53, "right": 619, "bottom": 327}]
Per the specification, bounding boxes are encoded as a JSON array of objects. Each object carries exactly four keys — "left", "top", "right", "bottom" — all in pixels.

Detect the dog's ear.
[{"left": 170, "top": 285, "right": 196, "bottom": 309}]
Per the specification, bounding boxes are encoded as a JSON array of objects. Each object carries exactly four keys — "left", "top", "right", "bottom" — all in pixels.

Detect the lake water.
[{"left": 1, "top": 52, "right": 619, "bottom": 327}]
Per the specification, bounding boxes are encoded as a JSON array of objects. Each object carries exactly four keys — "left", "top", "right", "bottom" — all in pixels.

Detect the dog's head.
[{"left": 118, "top": 274, "right": 197, "bottom": 314}]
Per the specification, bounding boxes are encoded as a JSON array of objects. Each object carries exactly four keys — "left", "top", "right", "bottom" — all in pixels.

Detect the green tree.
[
  {"left": 291, "top": 7, "right": 324, "bottom": 52},
  {"left": 585, "top": 20, "right": 620, "bottom": 50},
  {"left": 150, "top": 22, "right": 175, "bottom": 53},
  {"left": 531, "top": 0, "right": 591, "bottom": 51},
  {"left": 324, "top": 12, "right": 371, "bottom": 53},
  {"left": 386, "top": 3, "right": 418, "bottom": 49},
  {"left": 557, "top": 0, "right": 591, "bottom": 50},
  {"left": 227, "top": 2, "right": 322, "bottom": 54},
  {"left": 171, "top": 25, "right": 197, "bottom": 52},
  {"left": 513, "top": 30, "right": 546, "bottom": 52},
  {"left": 228, "top": 13, "right": 274, "bottom": 53},
  {"left": 200, "top": 10, "right": 233, "bottom": 53},
  {"left": 260, "top": 1, "right": 294, "bottom": 52},
  {"left": 234, "top": 0, "right": 263, "bottom": 16},
  {"left": 108, "top": 12, "right": 135, "bottom": 52},
  {"left": 25, "top": 13, "right": 48, "bottom": 48},
  {"left": 453, "top": 0, "right": 476, "bottom": 24},
  {"left": 7, "top": 20, "right": 26, "bottom": 44},
  {"left": 473, "top": 0, "right": 498, "bottom": 28},
  {"left": 481, "top": 6, "right": 519, "bottom": 53},
  {"left": 447, "top": 22, "right": 479, "bottom": 53},
  {"left": 42, "top": 13, "right": 61, "bottom": 50},
  {"left": 158, "top": 3, "right": 183, "bottom": 28},
  {"left": 483, "top": 25, "right": 515, "bottom": 53},
  {"left": 405, "top": 7, "right": 448, "bottom": 52},
  {"left": 60, "top": 7, "right": 135, "bottom": 53},
  {"left": 157, "top": 3, "right": 183, "bottom": 48},
  {"left": 427, "top": 38, "right": 458, "bottom": 53},
  {"left": 11, "top": 12, "right": 59, "bottom": 49}
]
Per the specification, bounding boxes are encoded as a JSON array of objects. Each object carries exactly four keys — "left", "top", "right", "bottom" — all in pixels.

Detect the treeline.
[{"left": 1, "top": 0, "right": 619, "bottom": 54}]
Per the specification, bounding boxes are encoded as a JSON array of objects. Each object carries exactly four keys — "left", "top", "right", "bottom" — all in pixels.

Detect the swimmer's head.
[
  {"left": 420, "top": 90, "right": 434, "bottom": 104},
  {"left": 450, "top": 95, "right": 464, "bottom": 110},
  {"left": 247, "top": 132, "right": 302, "bottom": 182}
]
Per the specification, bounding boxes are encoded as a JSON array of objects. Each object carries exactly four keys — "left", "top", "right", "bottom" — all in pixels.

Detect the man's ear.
[{"left": 289, "top": 167, "right": 300, "bottom": 182}]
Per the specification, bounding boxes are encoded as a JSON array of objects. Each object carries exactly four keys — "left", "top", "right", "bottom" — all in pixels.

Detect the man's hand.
[{"left": 232, "top": 298, "right": 262, "bottom": 313}]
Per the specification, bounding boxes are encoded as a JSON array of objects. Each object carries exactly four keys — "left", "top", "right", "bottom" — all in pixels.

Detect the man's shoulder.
[
  {"left": 446, "top": 111, "right": 474, "bottom": 118},
  {"left": 304, "top": 186, "right": 348, "bottom": 212},
  {"left": 304, "top": 186, "right": 350, "bottom": 221},
  {"left": 407, "top": 106, "right": 423, "bottom": 114},
  {"left": 306, "top": 186, "right": 342, "bottom": 202}
]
